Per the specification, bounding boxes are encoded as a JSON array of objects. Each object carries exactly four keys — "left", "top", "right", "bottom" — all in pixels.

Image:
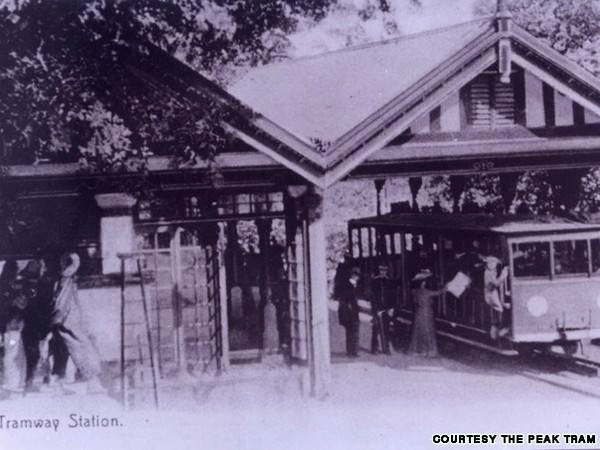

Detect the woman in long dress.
[{"left": 408, "top": 269, "right": 445, "bottom": 357}]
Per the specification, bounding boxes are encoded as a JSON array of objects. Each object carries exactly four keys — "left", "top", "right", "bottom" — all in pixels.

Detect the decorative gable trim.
[
  {"left": 225, "top": 124, "right": 326, "bottom": 187},
  {"left": 324, "top": 29, "right": 498, "bottom": 167},
  {"left": 323, "top": 49, "right": 497, "bottom": 186},
  {"left": 511, "top": 53, "right": 600, "bottom": 120}
]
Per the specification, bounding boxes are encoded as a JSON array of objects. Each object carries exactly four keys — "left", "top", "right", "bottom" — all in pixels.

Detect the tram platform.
[
  {"left": 3, "top": 333, "right": 600, "bottom": 450},
  {"left": 2, "top": 303, "right": 599, "bottom": 450}
]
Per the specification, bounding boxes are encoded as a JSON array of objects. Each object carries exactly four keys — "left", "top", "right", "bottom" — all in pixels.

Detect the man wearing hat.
[
  {"left": 19, "top": 260, "right": 41, "bottom": 385},
  {"left": 51, "top": 252, "right": 103, "bottom": 393},
  {"left": 369, "top": 263, "right": 395, "bottom": 355},
  {"left": 13, "top": 257, "right": 57, "bottom": 393},
  {"left": 336, "top": 266, "right": 362, "bottom": 357}
]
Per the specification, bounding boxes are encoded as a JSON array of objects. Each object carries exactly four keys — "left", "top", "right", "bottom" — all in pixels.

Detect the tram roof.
[{"left": 349, "top": 213, "right": 600, "bottom": 235}]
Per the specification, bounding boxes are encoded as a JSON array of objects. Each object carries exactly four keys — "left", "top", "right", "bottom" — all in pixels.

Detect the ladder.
[{"left": 118, "top": 254, "right": 160, "bottom": 409}]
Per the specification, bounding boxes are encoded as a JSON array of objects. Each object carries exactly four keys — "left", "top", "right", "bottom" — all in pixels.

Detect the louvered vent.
[
  {"left": 494, "top": 79, "right": 515, "bottom": 126},
  {"left": 467, "top": 74, "right": 516, "bottom": 128},
  {"left": 469, "top": 77, "right": 492, "bottom": 128}
]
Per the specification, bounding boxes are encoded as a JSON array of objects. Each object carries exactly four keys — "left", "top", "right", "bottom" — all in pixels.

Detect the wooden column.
[
  {"left": 449, "top": 175, "right": 466, "bottom": 213},
  {"left": 305, "top": 187, "right": 331, "bottom": 398},
  {"left": 225, "top": 221, "right": 239, "bottom": 287},
  {"left": 498, "top": 172, "right": 520, "bottom": 214},
  {"left": 374, "top": 179, "right": 385, "bottom": 216},
  {"left": 548, "top": 168, "right": 587, "bottom": 213},
  {"left": 408, "top": 177, "right": 422, "bottom": 212},
  {"left": 217, "top": 223, "right": 230, "bottom": 371},
  {"left": 257, "top": 218, "right": 272, "bottom": 299},
  {"left": 374, "top": 179, "right": 386, "bottom": 257}
]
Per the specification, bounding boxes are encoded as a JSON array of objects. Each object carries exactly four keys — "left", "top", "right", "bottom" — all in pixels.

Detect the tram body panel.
[
  {"left": 511, "top": 278, "right": 600, "bottom": 343},
  {"left": 347, "top": 214, "right": 600, "bottom": 352}
]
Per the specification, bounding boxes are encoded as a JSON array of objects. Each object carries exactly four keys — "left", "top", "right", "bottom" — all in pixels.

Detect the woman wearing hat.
[{"left": 408, "top": 269, "right": 446, "bottom": 357}]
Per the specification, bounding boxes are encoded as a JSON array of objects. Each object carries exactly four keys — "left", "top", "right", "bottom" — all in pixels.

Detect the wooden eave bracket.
[
  {"left": 510, "top": 44, "right": 600, "bottom": 119},
  {"left": 321, "top": 49, "right": 498, "bottom": 187}
]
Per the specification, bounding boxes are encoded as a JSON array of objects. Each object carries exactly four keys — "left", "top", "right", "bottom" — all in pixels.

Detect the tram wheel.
[
  {"left": 560, "top": 341, "right": 579, "bottom": 355},
  {"left": 516, "top": 343, "right": 538, "bottom": 357}
]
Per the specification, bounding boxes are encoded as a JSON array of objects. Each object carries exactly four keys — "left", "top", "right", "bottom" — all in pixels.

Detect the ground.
[{"left": 2, "top": 313, "right": 600, "bottom": 450}]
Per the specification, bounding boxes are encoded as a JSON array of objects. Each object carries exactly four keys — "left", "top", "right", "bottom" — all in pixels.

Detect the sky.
[
  {"left": 396, "top": 0, "right": 479, "bottom": 33},
  {"left": 288, "top": 0, "right": 480, "bottom": 57}
]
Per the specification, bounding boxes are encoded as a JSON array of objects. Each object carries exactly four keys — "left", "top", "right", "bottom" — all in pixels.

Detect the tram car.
[{"left": 347, "top": 213, "right": 600, "bottom": 355}]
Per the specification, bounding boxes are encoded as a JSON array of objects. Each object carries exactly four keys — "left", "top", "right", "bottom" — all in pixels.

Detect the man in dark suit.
[
  {"left": 19, "top": 259, "right": 52, "bottom": 392},
  {"left": 370, "top": 263, "right": 395, "bottom": 354},
  {"left": 335, "top": 266, "right": 361, "bottom": 357}
]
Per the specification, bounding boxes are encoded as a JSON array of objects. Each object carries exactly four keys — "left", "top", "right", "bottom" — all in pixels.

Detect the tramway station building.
[{"left": 2, "top": 5, "right": 600, "bottom": 399}]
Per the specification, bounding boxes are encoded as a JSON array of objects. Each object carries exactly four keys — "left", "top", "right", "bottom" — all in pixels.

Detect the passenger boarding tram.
[{"left": 347, "top": 213, "right": 600, "bottom": 355}]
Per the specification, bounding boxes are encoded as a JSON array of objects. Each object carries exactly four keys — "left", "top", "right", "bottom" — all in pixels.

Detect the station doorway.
[
  {"left": 133, "top": 225, "right": 223, "bottom": 374},
  {"left": 222, "top": 218, "right": 305, "bottom": 364},
  {"left": 129, "top": 213, "right": 309, "bottom": 375}
]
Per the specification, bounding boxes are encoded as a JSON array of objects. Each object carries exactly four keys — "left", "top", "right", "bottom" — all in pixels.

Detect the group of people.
[
  {"left": 0, "top": 252, "right": 102, "bottom": 397},
  {"left": 334, "top": 246, "right": 511, "bottom": 358},
  {"left": 334, "top": 260, "right": 440, "bottom": 358},
  {"left": 334, "top": 261, "right": 399, "bottom": 358}
]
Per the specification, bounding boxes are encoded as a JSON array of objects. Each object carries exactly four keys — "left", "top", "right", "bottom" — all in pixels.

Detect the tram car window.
[
  {"left": 512, "top": 242, "right": 550, "bottom": 279},
  {"left": 553, "top": 240, "right": 588, "bottom": 276},
  {"left": 351, "top": 228, "right": 360, "bottom": 258},
  {"left": 591, "top": 239, "right": 600, "bottom": 274}
]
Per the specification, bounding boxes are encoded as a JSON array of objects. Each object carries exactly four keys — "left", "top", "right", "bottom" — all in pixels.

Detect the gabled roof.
[
  {"left": 228, "top": 15, "right": 600, "bottom": 188},
  {"left": 11, "top": 15, "right": 600, "bottom": 190},
  {"left": 230, "top": 19, "right": 493, "bottom": 144}
]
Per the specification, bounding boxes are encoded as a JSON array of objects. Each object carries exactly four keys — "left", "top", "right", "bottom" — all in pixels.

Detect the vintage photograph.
[{"left": 1, "top": 0, "right": 600, "bottom": 449}]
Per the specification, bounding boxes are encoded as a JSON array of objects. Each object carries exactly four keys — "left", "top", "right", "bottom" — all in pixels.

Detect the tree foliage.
[
  {"left": 475, "top": 0, "right": 600, "bottom": 76},
  {"left": 286, "top": 0, "right": 428, "bottom": 57},
  {"left": 0, "top": 0, "right": 346, "bottom": 169}
]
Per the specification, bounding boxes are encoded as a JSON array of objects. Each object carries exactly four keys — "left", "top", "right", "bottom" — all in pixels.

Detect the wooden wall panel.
[
  {"left": 440, "top": 92, "right": 461, "bottom": 132},
  {"left": 410, "top": 112, "right": 430, "bottom": 134},
  {"left": 585, "top": 108, "right": 600, "bottom": 124},
  {"left": 554, "top": 90, "right": 574, "bottom": 127},
  {"left": 524, "top": 70, "right": 545, "bottom": 128}
]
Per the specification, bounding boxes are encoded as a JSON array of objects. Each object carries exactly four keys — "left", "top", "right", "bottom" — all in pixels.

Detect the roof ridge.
[{"left": 258, "top": 16, "right": 494, "bottom": 69}]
